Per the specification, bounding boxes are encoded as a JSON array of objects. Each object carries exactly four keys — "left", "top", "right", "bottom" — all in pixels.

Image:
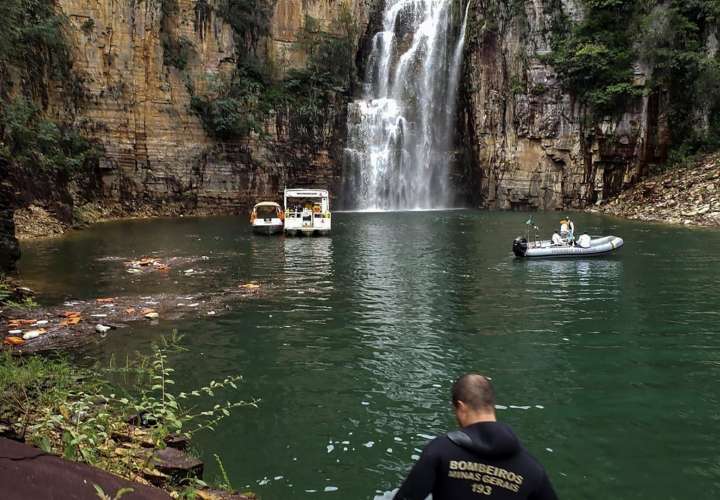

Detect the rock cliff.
[
  {"left": 2, "top": 0, "right": 717, "bottom": 264},
  {"left": 457, "top": 0, "right": 670, "bottom": 210},
  {"left": 50, "top": 0, "right": 373, "bottom": 214}
]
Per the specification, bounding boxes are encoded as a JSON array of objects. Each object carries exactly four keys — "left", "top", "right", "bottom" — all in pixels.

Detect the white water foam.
[{"left": 344, "top": 0, "right": 471, "bottom": 210}]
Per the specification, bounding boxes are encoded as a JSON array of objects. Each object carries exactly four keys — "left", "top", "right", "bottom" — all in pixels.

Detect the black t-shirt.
[{"left": 394, "top": 422, "right": 557, "bottom": 500}]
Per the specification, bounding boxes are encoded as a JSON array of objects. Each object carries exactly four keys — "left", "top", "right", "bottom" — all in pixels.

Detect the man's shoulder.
[
  {"left": 516, "top": 447, "right": 550, "bottom": 475},
  {"left": 420, "top": 434, "right": 453, "bottom": 456}
]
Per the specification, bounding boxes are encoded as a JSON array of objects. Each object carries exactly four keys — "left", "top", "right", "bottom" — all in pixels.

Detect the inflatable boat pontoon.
[{"left": 513, "top": 235, "right": 624, "bottom": 258}]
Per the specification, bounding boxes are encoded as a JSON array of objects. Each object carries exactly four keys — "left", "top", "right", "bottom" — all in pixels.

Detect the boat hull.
[
  {"left": 513, "top": 236, "right": 624, "bottom": 258},
  {"left": 284, "top": 228, "right": 331, "bottom": 237},
  {"left": 252, "top": 223, "right": 283, "bottom": 235}
]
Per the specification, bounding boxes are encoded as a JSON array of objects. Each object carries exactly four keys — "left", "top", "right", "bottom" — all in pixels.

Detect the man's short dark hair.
[{"left": 451, "top": 373, "right": 496, "bottom": 411}]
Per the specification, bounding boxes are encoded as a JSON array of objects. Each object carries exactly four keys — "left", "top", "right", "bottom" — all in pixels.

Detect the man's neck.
[{"left": 461, "top": 412, "right": 497, "bottom": 428}]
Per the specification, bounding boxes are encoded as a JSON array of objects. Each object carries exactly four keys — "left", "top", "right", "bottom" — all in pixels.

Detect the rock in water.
[{"left": 152, "top": 447, "right": 204, "bottom": 484}]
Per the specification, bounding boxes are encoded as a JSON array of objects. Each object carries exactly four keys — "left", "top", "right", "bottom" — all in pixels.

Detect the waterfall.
[{"left": 344, "top": 0, "right": 471, "bottom": 211}]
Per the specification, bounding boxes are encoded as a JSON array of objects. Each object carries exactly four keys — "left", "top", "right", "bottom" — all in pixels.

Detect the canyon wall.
[
  {"left": 457, "top": 0, "right": 669, "bottom": 210},
  {"left": 51, "top": 0, "right": 373, "bottom": 214}
]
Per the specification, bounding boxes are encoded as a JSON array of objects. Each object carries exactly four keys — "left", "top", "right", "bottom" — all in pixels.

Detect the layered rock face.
[
  {"left": 54, "top": 0, "right": 372, "bottom": 214},
  {"left": 458, "top": 0, "right": 668, "bottom": 210}
]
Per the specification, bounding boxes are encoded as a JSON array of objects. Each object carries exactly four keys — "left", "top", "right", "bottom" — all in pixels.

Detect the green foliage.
[
  {"left": 81, "top": 18, "right": 95, "bottom": 36},
  {"left": 298, "top": 10, "right": 358, "bottom": 89},
  {"left": 213, "top": 454, "right": 233, "bottom": 491},
  {"left": 93, "top": 484, "right": 134, "bottom": 500},
  {"left": 0, "top": 97, "right": 100, "bottom": 174},
  {"left": 163, "top": 35, "right": 195, "bottom": 70},
  {"left": 548, "top": 0, "right": 720, "bottom": 163},
  {"left": 190, "top": 59, "right": 272, "bottom": 139},
  {"left": 0, "top": 333, "right": 257, "bottom": 479},
  {"left": 636, "top": 1, "right": 720, "bottom": 160},
  {"left": 0, "top": 0, "right": 75, "bottom": 95},
  {"left": 547, "top": 0, "right": 643, "bottom": 116},
  {"left": 216, "top": 0, "right": 273, "bottom": 50},
  {"left": 191, "top": 9, "right": 358, "bottom": 141}
]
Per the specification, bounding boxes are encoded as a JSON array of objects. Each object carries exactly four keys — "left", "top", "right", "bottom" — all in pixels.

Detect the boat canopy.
[
  {"left": 253, "top": 201, "right": 281, "bottom": 209},
  {"left": 284, "top": 189, "right": 328, "bottom": 199}
]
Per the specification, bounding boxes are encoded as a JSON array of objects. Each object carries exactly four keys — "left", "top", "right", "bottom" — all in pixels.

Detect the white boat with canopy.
[
  {"left": 283, "top": 189, "right": 331, "bottom": 236},
  {"left": 250, "top": 201, "right": 284, "bottom": 235}
]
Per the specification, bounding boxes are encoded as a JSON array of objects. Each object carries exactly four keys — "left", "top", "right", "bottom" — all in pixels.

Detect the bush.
[
  {"left": 547, "top": 0, "right": 643, "bottom": 117},
  {"left": 81, "top": 18, "right": 95, "bottom": 36},
  {"left": 216, "top": 0, "right": 272, "bottom": 51},
  {"left": 548, "top": 0, "right": 720, "bottom": 161},
  {"left": 636, "top": 1, "right": 720, "bottom": 159},
  {"left": 0, "top": 333, "right": 257, "bottom": 479},
  {"left": 0, "top": 97, "right": 101, "bottom": 174},
  {"left": 162, "top": 35, "right": 195, "bottom": 70},
  {"left": 190, "top": 8, "right": 357, "bottom": 141}
]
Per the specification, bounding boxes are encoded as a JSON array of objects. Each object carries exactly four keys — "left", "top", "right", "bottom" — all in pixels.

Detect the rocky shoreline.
[
  {"left": 13, "top": 202, "right": 249, "bottom": 241},
  {"left": 591, "top": 154, "right": 720, "bottom": 228}
]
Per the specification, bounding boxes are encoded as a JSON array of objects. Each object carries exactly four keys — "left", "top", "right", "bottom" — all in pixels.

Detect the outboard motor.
[{"left": 513, "top": 237, "right": 528, "bottom": 257}]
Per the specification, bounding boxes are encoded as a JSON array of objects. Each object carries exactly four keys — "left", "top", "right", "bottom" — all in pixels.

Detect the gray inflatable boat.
[{"left": 513, "top": 235, "right": 624, "bottom": 258}]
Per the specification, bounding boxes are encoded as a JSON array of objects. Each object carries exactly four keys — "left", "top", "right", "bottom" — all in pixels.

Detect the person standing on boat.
[
  {"left": 560, "top": 218, "right": 575, "bottom": 245},
  {"left": 394, "top": 374, "right": 558, "bottom": 500}
]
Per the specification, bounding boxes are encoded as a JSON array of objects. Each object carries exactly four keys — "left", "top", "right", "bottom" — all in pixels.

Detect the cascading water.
[{"left": 344, "top": 0, "right": 471, "bottom": 210}]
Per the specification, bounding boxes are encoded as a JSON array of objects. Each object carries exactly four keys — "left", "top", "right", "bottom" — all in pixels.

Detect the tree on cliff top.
[{"left": 548, "top": 0, "right": 720, "bottom": 164}]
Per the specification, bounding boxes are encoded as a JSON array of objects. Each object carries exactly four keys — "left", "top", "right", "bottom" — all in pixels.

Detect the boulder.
[{"left": 152, "top": 446, "right": 204, "bottom": 484}]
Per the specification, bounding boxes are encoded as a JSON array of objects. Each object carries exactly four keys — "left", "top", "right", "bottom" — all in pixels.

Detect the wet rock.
[
  {"left": 152, "top": 447, "right": 204, "bottom": 484},
  {"left": 163, "top": 433, "right": 190, "bottom": 451},
  {"left": 0, "top": 420, "right": 24, "bottom": 442}
]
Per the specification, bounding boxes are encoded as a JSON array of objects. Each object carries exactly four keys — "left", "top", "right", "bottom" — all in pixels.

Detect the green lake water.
[{"left": 17, "top": 211, "right": 720, "bottom": 499}]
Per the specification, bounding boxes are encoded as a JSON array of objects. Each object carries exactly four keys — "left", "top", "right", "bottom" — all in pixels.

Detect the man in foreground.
[{"left": 394, "top": 374, "right": 557, "bottom": 499}]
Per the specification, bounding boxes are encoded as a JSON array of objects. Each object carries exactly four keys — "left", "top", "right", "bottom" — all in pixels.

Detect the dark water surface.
[{"left": 18, "top": 211, "right": 720, "bottom": 499}]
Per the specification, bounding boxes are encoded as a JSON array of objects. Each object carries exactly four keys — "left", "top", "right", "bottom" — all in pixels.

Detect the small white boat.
[
  {"left": 283, "top": 189, "right": 331, "bottom": 236},
  {"left": 251, "top": 202, "right": 284, "bottom": 235},
  {"left": 513, "top": 234, "right": 624, "bottom": 258}
]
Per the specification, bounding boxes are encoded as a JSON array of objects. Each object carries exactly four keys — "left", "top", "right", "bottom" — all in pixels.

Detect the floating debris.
[
  {"left": 23, "top": 329, "right": 47, "bottom": 340},
  {"left": 2, "top": 282, "right": 269, "bottom": 353},
  {"left": 8, "top": 319, "right": 37, "bottom": 328}
]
